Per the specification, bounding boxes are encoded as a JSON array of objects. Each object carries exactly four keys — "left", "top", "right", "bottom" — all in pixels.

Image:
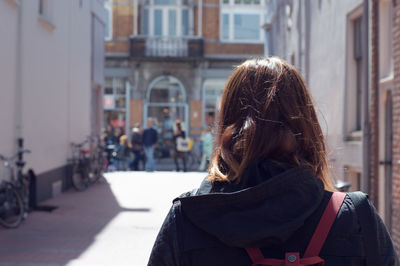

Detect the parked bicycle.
[
  {"left": 0, "top": 147, "right": 31, "bottom": 228},
  {"left": 69, "top": 136, "right": 105, "bottom": 191}
]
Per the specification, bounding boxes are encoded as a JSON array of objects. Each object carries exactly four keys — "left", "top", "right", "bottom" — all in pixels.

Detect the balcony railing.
[{"left": 130, "top": 36, "right": 203, "bottom": 58}]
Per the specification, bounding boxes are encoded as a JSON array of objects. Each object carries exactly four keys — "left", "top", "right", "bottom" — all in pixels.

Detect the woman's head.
[
  {"left": 120, "top": 135, "right": 130, "bottom": 146},
  {"left": 208, "top": 57, "right": 333, "bottom": 190}
]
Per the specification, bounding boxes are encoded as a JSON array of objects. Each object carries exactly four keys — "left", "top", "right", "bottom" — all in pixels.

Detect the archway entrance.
[{"left": 144, "top": 76, "right": 188, "bottom": 163}]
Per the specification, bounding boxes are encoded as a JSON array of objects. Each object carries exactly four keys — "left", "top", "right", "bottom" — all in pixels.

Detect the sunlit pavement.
[{"left": 0, "top": 171, "right": 206, "bottom": 266}]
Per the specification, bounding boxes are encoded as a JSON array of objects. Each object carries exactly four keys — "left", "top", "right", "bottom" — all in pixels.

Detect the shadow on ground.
[{"left": 0, "top": 177, "right": 150, "bottom": 265}]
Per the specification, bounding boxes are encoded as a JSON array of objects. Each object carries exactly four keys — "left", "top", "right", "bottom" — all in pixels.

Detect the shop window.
[{"left": 202, "top": 79, "right": 226, "bottom": 126}]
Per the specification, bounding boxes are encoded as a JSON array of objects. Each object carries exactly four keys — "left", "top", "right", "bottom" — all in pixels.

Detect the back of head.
[{"left": 209, "top": 57, "right": 334, "bottom": 190}]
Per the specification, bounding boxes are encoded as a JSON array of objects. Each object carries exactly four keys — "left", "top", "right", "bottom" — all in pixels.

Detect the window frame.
[
  {"left": 104, "top": 0, "right": 113, "bottom": 41},
  {"left": 219, "top": 0, "right": 265, "bottom": 44},
  {"left": 344, "top": 5, "right": 363, "bottom": 141},
  {"left": 378, "top": 0, "right": 393, "bottom": 80},
  {"left": 141, "top": 0, "right": 191, "bottom": 37}
]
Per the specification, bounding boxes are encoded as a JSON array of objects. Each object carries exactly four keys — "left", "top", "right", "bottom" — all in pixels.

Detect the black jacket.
[
  {"left": 148, "top": 160, "right": 399, "bottom": 266},
  {"left": 143, "top": 128, "right": 158, "bottom": 147}
]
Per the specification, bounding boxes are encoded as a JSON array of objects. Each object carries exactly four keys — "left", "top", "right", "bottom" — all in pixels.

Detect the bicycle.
[
  {"left": 0, "top": 148, "right": 31, "bottom": 228},
  {"left": 69, "top": 136, "right": 105, "bottom": 191}
]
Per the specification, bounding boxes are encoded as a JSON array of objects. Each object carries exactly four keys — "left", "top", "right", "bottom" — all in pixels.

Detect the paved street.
[{"left": 0, "top": 171, "right": 206, "bottom": 266}]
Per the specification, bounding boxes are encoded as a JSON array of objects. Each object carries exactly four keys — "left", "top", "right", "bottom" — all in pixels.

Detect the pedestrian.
[
  {"left": 142, "top": 118, "right": 158, "bottom": 172},
  {"left": 114, "top": 135, "right": 132, "bottom": 171},
  {"left": 173, "top": 122, "right": 187, "bottom": 172},
  {"left": 114, "top": 127, "right": 124, "bottom": 145},
  {"left": 148, "top": 57, "right": 399, "bottom": 265},
  {"left": 104, "top": 124, "right": 115, "bottom": 145},
  {"left": 130, "top": 124, "right": 144, "bottom": 171},
  {"left": 198, "top": 126, "right": 213, "bottom": 171}
]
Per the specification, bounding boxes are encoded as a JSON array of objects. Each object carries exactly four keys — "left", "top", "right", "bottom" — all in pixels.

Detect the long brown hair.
[{"left": 208, "top": 57, "right": 334, "bottom": 191}]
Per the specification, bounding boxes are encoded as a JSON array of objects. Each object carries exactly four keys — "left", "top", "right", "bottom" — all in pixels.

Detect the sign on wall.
[{"left": 104, "top": 95, "right": 115, "bottom": 110}]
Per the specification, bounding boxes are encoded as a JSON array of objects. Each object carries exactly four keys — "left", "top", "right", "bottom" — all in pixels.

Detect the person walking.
[
  {"left": 148, "top": 57, "right": 399, "bottom": 265},
  {"left": 130, "top": 124, "right": 144, "bottom": 171},
  {"left": 142, "top": 118, "right": 158, "bottom": 172},
  {"left": 114, "top": 135, "right": 131, "bottom": 171},
  {"left": 198, "top": 126, "right": 213, "bottom": 171},
  {"left": 173, "top": 122, "right": 187, "bottom": 172}
]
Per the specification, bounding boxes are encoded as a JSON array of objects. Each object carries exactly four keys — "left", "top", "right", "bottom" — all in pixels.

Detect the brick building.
[
  {"left": 264, "top": 0, "right": 399, "bottom": 253},
  {"left": 264, "top": 0, "right": 366, "bottom": 192},
  {"left": 370, "top": 0, "right": 398, "bottom": 252},
  {"left": 104, "top": 0, "right": 265, "bottom": 146}
]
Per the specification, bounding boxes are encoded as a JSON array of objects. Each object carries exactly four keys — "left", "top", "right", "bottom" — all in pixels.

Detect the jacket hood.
[{"left": 178, "top": 160, "right": 325, "bottom": 247}]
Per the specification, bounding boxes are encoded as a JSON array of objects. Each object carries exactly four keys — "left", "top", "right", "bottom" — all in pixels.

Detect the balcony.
[{"left": 130, "top": 36, "right": 203, "bottom": 58}]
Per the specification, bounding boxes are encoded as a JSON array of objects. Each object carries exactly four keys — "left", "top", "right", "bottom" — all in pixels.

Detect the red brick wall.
[
  {"left": 370, "top": 0, "right": 379, "bottom": 209},
  {"left": 391, "top": 0, "right": 400, "bottom": 253}
]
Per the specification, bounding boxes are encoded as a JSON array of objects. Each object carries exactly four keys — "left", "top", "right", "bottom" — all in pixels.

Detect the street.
[{"left": 0, "top": 171, "right": 206, "bottom": 266}]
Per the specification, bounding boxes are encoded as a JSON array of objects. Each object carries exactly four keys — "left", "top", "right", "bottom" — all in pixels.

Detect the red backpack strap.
[
  {"left": 304, "top": 191, "right": 346, "bottom": 257},
  {"left": 245, "top": 192, "right": 346, "bottom": 265}
]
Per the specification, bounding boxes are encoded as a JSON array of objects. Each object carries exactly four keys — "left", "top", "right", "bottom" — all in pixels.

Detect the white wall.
[
  {"left": 267, "top": 0, "right": 364, "bottom": 184},
  {"left": 0, "top": 1, "right": 18, "bottom": 167},
  {"left": 0, "top": 0, "right": 105, "bottom": 183},
  {"left": 306, "top": 0, "right": 363, "bottom": 181}
]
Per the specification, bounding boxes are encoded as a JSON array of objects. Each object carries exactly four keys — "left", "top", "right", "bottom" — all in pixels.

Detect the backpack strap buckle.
[{"left": 285, "top": 252, "right": 300, "bottom": 266}]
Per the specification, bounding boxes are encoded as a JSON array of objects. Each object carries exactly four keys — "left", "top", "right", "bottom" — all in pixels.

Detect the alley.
[{"left": 0, "top": 171, "right": 206, "bottom": 266}]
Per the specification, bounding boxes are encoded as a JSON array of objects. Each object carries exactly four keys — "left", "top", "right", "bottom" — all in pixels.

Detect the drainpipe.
[
  {"left": 198, "top": 0, "right": 202, "bottom": 37},
  {"left": 362, "top": 0, "right": 370, "bottom": 194},
  {"left": 133, "top": 0, "right": 138, "bottom": 36},
  {"left": 15, "top": 0, "right": 23, "bottom": 140}
]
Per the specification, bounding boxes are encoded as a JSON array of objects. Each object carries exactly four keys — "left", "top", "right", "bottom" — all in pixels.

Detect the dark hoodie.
[{"left": 148, "top": 160, "right": 399, "bottom": 266}]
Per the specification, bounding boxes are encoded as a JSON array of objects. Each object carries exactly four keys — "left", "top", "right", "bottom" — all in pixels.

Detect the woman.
[
  {"left": 148, "top": 58, "right": 399, "bottom": 265},
  {"left": 173, "top": 122, "right": 187, "bottom": 172},
  {"left": 114, "top": 134, "right": 131, "bottom": 171}
]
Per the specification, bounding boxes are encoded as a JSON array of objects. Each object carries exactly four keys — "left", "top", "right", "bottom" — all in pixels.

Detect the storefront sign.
[{"left": 104, "top": 95, "right": 115, "bottom": 110}]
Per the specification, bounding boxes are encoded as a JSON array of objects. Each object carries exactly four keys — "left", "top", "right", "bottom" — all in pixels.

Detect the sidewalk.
[{"left": 0, "top": 171, "right": 205, "bottom": 266}]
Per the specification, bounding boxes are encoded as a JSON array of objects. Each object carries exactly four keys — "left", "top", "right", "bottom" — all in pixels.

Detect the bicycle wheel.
[
  {"left": 88, "top": 157, "right": 102, "bottom": 184},
  {"left": 71, "top": 163, "right": 89, "bottom": 191},
  {"left": 0, "top": 186, "right": 24, "bottom": 228}
]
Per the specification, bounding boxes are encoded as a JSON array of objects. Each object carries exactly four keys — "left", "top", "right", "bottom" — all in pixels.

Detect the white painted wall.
[
  {"left": 306, "top": 0, "right": 363, "bottom": 182},
  {"left": 0, "top": 1, "right": 18, "bottom": 166},
  {"left": 266, "top": 0, "right": 363, "bottom": 185},
  {"left": 0, "top": 0, "right": 105, "bottom": 182}
]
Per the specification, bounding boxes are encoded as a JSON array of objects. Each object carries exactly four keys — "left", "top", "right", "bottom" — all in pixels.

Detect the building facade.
[
  {"left": 104, "top": 0, "right": 265, "bottom": 150},
  {"left": 265, "top": 0, "right": 366, "bottom": 192},
  {"left": 0, "top": 0, "right": 106, "bottom": 202},
  {"left": 370, "top": 0, "right": 398, "bottom": 252},
  {"left": 265, "top": 0, "right": 400, "bottom": 253}
]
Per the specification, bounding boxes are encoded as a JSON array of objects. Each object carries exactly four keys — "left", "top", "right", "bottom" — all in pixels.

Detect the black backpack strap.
[{"left": 347, "top": 191, "right": 380, "bottom": 266}]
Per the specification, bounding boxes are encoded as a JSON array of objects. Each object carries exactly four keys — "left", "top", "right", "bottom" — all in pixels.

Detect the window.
[
  {"left": 104, "top": 78, "right": 127, "bottom": 111},
  {"left": 353, "top": 16, "right": 362, "bottom": 132},
  {"left": 220, "top": 0, "right": 265, "bottom": 43},
  {"left": 104, "top": 1, "right": 113, "bottom": 40},
  {"left": 202, "top": 79, "right": 226, "bottom": 125},
  {"left": 379, "top": 0, "right": 393, "bottom": 79},
  {"left": 141, "top": 0, "right": 190, "bottom": 37},
  {"left": 345, "top": 6, "right": 364, "bottom": 139}
]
